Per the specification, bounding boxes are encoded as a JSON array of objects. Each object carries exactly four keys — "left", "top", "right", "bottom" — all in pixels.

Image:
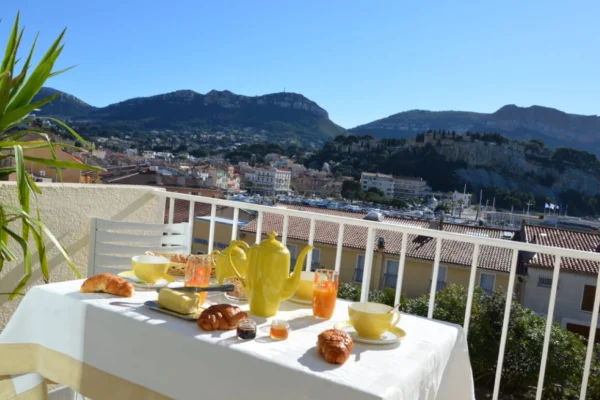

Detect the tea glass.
[
  {"left": 312, "top": 269, "right": 339, "bottom": 319},
  {"left": 184, "top": 254, "right": 213, "bottom": 304}
]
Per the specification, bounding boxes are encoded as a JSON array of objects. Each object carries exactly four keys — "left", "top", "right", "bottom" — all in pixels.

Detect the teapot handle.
[
  {"left": 210, "top": 249, "right": 220, "bottom": 268},
  {"left": 233, "top": 240, "right": 250, "bottom": 250},
  {"left": 227, "top": 241, "right": 249, "bottom": 286}
]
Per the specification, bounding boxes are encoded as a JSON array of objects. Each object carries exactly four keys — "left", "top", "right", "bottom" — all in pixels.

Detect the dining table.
[{"left": 0, "top": 279, "right": 475, "bottom": 399}]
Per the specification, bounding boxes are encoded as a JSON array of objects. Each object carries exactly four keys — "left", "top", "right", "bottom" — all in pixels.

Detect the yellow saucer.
[
  {"left": 118, "top": 270, "right": 175, "bottom": 288},
  {"left": 287, "top": 296, "right": 312, "bottom": 306},
  {"left": 334, "top": 321, "right": 406, "bottom": 345}
]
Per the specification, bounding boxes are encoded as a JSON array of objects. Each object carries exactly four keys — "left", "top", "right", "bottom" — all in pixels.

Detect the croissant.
[
  {"left": 197, "top": 304, "right": 248, "bottom": 331},
  {"left": 80, "top": 273, "right": 135, "bottom": 297},
  {"left": 317, "top": 329, "right": 354, "bottom": 365}
]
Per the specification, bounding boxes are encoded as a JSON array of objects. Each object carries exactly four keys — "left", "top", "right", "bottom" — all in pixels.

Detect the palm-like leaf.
[{"left": 0, "top": 14, "right": 96, "bottom": 298}]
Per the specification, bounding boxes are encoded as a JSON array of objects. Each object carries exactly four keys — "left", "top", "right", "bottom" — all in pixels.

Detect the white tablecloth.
[{"left": 0, "top": 280, "right": 474, "bottom": 400}]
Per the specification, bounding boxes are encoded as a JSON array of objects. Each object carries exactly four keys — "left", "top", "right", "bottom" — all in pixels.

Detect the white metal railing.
[{"left": 155, "top": 189, "right": 600, "bottom": 399}]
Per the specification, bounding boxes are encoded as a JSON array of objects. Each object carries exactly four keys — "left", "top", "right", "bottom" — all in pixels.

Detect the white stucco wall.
[
  {"left": 0, "top": 183, "right": 166, "bottom": 330},
  {"left": 523, "top": 266, "right": 600, "bottom": 329}
]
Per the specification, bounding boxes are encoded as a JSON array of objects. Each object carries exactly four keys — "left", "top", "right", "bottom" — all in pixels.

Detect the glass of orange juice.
[
  {"left": 312, "top": 269, "right": 339, "bottom": 319},
  {"left": 184, "top": 255, "right": 213, "bottom": 304}
]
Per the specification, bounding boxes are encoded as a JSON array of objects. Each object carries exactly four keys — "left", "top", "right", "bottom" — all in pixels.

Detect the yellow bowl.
[
  {"left": 132, "top": 255, "right": 170, "bottom": 284},
  {"left": 348, "top": 302, "right": 401, "bottom": 339},
  {"left": 294, "top": 271, "right": 315, "bottom": 301}
]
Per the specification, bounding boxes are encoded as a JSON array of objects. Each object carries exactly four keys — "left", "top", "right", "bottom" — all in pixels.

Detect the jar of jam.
[
  {"left": 237, "top": 319, "right": 256, "bottom": 340},
  {"left": 270, "top": 320, "right": 290, "bottom": 340}
]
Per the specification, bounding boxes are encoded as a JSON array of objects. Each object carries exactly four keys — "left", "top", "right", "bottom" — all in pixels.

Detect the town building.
[
  {"left": 21, "top": 146, "right": 83, "bottom": 183},
  {"left": 360, "top": 172, "right": 395, "bottom": 198},
  {"left": 393, "top": 176, "right": 429, "bottom": 200},
  {"left": 521, "top": 224, "right": 600, "bottom": 340},
  {"left": 361, "top": 172, "right": 429, "bottom": 200},
  {"left": 291, "top": 171, "right": 343, "bottom": 198},
  {"left": 244, "top": 167, "right": 291, "bottom": 196}
]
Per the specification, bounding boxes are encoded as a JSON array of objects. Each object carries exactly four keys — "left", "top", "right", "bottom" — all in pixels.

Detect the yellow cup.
[
  {"left": 348, "top": 302, "right": 401, "bottom": 339},
  {"left": 294, "top": 271, "right": 315, "bottom": 300},
  {"left": 132, "top": 255, "right": 170, "bottom": 284}
]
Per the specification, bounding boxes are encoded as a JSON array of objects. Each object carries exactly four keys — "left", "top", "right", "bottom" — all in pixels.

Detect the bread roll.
[
  {"left": 80, "top": 273, "right": 135, "bottom": 297},
  {"left": 197, "top": 304, "right": 248, "bottom": 331},
  {"left": 317, "top": 329, "right": 353, "bottom": 365}
]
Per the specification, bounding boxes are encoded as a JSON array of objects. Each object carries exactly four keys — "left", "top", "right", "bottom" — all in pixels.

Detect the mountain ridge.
[
  {"left": 34, "top": 87, "right": 600, "bottom": 152},
  {"left": 33, "top": 87, "right": 344, "bottom": 142},
  {"left": 352, "top": 105, "right": 600, "bottom": 154}
]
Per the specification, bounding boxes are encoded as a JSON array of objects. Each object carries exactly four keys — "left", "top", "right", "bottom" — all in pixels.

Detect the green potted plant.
[{"left": 0, "top": 13, "right": 102, "bottom": 298}]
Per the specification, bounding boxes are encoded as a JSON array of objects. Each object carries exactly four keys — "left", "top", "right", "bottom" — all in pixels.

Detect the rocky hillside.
[
  {"left": 434, "top": 140, "right": 600, "bottom": 198},
  {"left": 33, "top": 88, "right": 346, "bottom": 142},
  {"left": 351, "top": 105, "right": 600, "bottom": 155},
  {"left": 308, "top": 133, "right": 600, "bottom": 215}
]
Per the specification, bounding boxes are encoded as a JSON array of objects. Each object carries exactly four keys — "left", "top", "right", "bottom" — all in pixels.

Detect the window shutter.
[{"left": 582, "top": 285, "right": 597, "bottom": 312}]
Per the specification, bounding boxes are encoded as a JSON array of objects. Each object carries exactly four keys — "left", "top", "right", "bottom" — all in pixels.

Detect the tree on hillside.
[
  {"left": 552, "top": 147, "right": 598, "bottom": 170},
  {"left": 341, "top": 180, "right": 363, "bottom": 201},
  {"left": 190, "top": 148, "right": 208, "bottom": 158},
  {"left": 530, "top": 139, "right": 544, "bottom": 146},
  {"left": 366, "top": 187, "right": 385, "bottom": 196}
]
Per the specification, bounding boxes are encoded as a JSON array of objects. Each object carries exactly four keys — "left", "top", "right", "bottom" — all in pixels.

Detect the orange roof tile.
[
  {"left": 523, "top": 225, "right": 600, "bottom": 275},
  {"left": 164, "top": 198, "right": 212, "bottom": 224}
]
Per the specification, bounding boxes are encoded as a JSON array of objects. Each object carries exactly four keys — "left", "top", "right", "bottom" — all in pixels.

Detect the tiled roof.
[
  {"left": 523, "top": 225, "right": 600, "bottom": 275},
  {"left": 240, "top": 205, "right": 516, "bottom": 273},
  {"left": 164, "top": 198, "right": 212, "bottom": 224}
]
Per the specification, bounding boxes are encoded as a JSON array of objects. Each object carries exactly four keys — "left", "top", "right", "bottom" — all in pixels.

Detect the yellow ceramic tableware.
[
  {"left": 131, "top": 255, "right": 171, "bottom": 284},
  {"left": 212, "top": 242, "right": 249, "bottom": 285},
  {"left": 294, "top": 271, "right": 315, "bottom": 301},
  {"left": 348, "top": 302, "right": 401, "bottom": 339},
  {"left": 229, "top": 231, "right": 313, "bottom": 317}
]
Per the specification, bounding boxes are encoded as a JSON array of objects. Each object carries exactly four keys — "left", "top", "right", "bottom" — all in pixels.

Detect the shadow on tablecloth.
[{"left": 297, "top": 338, "right": 401, "bottom": 372}]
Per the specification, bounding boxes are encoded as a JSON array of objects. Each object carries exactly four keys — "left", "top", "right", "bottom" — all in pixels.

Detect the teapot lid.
[{"left": 259, "top": 231, "right": 283, "bottom": 247}]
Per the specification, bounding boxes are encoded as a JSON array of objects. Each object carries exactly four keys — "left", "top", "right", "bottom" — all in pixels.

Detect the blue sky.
[{"left": 2, "top": 0, "right": 599, "bottom": 128}]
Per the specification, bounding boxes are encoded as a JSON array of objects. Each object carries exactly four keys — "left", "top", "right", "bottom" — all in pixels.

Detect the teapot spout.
[{"left": 281, "top": 245, "right": 313, "bottom": 300}]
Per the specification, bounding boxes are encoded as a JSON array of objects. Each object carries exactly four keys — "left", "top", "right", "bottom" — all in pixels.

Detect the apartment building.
[
  {"left": 360, "top": 172, "right": 395, "bottom": 198},
  {"left": 393, "top": 176, "right": 429, "bottom": 200},
  {"left": 521, "top": 225, "right": 600, "bottom": 341},
  {"left": 22, "top": 146, "right": 82, "bottom": 183},
  {"left": 244, "top": 167, "right": 291, "bottom": 196},
  {"left": 291, "top": 171, "right": 343, "bottom": 198},
  {"left": 361, "top": 172, "right": 428, "bottom": 200}
]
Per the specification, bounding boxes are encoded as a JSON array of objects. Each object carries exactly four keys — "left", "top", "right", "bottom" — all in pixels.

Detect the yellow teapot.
[
  {"left": 229, "top": 231, "right": 312, "bottom": 317},
  {"left": 212, "top": 242, "right": 250, "bottom": 285}
]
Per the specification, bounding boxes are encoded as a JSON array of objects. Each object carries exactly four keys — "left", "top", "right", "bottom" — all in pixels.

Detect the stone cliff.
[{"left": 435, "top": 141, "right": 600, "bottom": 197}]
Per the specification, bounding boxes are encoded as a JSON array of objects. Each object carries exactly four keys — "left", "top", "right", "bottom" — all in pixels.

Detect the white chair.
[{"left": 87, "top": 218, "right": 190, "bottom": 277}]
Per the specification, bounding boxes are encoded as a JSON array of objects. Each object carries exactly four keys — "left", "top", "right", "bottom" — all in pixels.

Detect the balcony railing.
[{"left": 154, "top": 189, "right": 600, "bottom": 399}]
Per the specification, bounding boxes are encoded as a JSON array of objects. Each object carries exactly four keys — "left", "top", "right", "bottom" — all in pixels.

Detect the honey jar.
[{"left": 270, "top": 320, "right": 290, "bottom": 340}]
